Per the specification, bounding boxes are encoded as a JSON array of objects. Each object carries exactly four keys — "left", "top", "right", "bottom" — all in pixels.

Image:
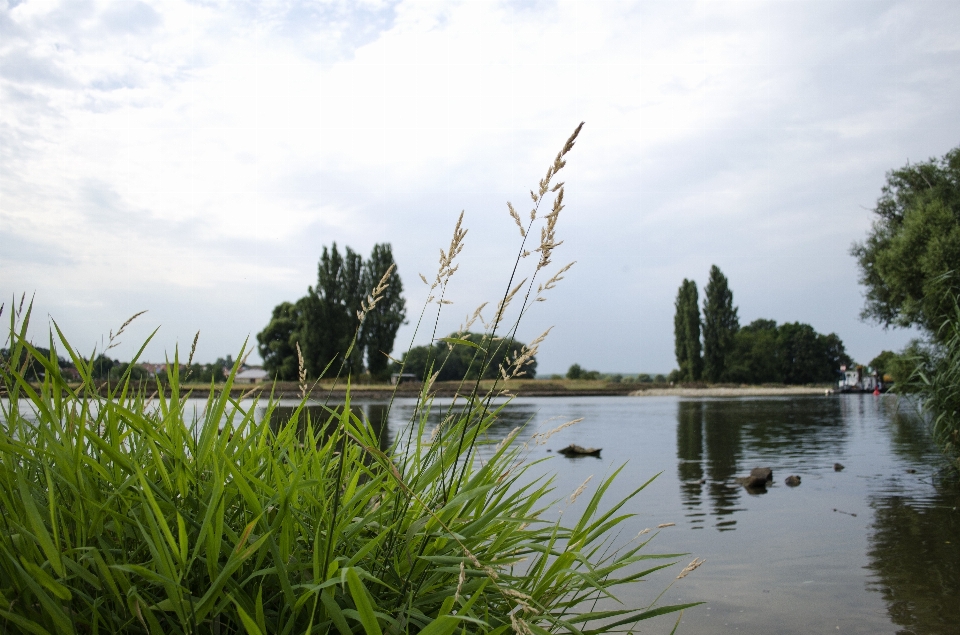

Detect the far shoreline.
[
  {"left": 628, "top": 385, "right": 833, "bottom": 397},
  {"left": 40, "top": 380, "right": 839, "bottom": 399}
]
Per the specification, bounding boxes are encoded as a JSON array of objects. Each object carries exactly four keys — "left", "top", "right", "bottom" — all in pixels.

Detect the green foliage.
[
  {"left": 179, "top": 357, "right": 234, "bottom": 385},
  {"left": 702, "top": 266, "right": 739, "bottom": 383},
  {"left": 92, "top": 353, "right": 117, "bottom": 379},
  {"left": 256, "top": 301, "right": 302, "bottom": 380},
  {"left": 887, "top": 341, "right": 929, "bottom": 387},
  {"left": 722, "top": 319, "right": 851, "bottom": 384},
  {"left": 565, "top": 364, "right": 602, "bottom": 381},
  {"left": 1, "top": 346, "right": 68, "bottom": 381},
  {"left": 673, "top": 279, "right": 702, "bottom": 382},
  {"left": 400, "top": 333, "right": 536, "bottom": 381},
  {"left": 869, "top": 350, "right": 897, "bottom": 379},
  {"left": 898, "top": 301, "right": 960, "bottom": 472},
  {"left": 361, "top": 244, "right": 407, "bottom": 382},
  {"left": 851, "top": 145, "right": 960, "bottom": 335},
  {"left": 257, "top": 244, "right": 406, "bottom": 381},
  {"left": 109, "top": 362, "right": 151, "bottom": 381}
]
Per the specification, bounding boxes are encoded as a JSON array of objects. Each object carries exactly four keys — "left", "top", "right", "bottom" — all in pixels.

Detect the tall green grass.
[
  {"left": 901, "top": 298, "right": 960, "bottom": 473},
  {"left": 0, "top": 126, "right": 700, "bottom": 634}
]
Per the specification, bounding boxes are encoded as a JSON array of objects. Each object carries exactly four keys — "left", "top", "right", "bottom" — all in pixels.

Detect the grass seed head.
[{"left": 677, "top": 557, "right": 705, "bottom": 579}]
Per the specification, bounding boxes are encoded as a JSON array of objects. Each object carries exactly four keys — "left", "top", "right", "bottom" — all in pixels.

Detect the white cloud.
[{"left": 2, "top": 0, "right": 957, "bottom": 370}]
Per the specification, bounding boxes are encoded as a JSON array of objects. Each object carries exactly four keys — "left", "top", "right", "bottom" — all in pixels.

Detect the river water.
[{"left": 287, "top": 393, "right": 959, "bottom": 635}]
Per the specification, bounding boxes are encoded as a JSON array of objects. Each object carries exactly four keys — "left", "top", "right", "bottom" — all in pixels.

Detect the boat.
[{"left": 836, "top": 365, "right": 884, "bottom": 393}]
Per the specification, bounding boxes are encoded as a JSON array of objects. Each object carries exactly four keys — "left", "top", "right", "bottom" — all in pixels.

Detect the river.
[{"left": 267, "top": 393, "right": 959, "bottom": 635}]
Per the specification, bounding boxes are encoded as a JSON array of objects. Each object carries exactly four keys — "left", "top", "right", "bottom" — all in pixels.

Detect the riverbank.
[
  {"left": 629, "top": 385, "right": 831, "bottom": 397},
  {"left": 30, "top": 380, "right": 833, "bottom": 399}
]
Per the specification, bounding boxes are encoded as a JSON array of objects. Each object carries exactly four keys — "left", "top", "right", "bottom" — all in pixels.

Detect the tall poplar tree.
[
  {"left": 258, "top": 242, "right": 406, "bottom": 380},
  {"left": 673, "top": 279, "right": 703, "bottom": 381},
  {"left": 702, "top": 265, "right": 739, "bottom": 382},
  {"left": 361, "top": 244, "right": 407, "bottom": 381}
]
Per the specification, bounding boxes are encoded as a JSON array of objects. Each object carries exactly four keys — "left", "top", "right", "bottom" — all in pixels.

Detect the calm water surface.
[{"left": 292, "top": 394, "right": 960, "bottom": 635}]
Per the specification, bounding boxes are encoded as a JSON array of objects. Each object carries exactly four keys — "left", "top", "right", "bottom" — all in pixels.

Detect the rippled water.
[{"left": 277, "top": 394, "right": 959, "bottom": 635}]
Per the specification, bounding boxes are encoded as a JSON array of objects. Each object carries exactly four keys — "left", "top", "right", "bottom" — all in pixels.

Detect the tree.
[
  {"left": 702, "top": 265, "right": 739, "bottom": 382},
  {"left": 723, "top": 319, "right": 781, "bottom": 384},
  {"left": 723, "top": 319, "right": 851, "bottom": 384},
  {"left": 92, "top": 354, "right": 117, "bottom": 380},
  {"left": 361, "top": 244, "right": 407, "bottom": 382},
  {"left": 300, "top": 243, "right": 366, "bottom": 377},
  {"left": 257, "top": 301, "right": 302, "bottom": 380},
  {"left": 673, "top": 279, "right": 702, "bottom": 381},
  {"left": 870, "top": 350, "right": 897, "bottom": 379},
  {"left": 400, "top": 333, "right": 536, "bottom": 382},
  {"left": 851, "top": 146, "right": 960, "bottom": 336},
  {"left": 566, "top": 363, "right": 583, "bottom": 380},
  {"left": 257, "top": 243, "right": 407, "bottom": 380}
]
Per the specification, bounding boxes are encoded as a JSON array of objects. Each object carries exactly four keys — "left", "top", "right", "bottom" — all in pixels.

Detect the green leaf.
[
  {"left": 345, "top": 568, "right": 383, "bottom": 635},
  {"left": 230, "top": 595, "right": 264, "bottom": 635},
  {"left": 16, "top": 475, "right": 64, "bottom": 577},
  {"left": 21, "top": 560, "right": 72, "bottom": 601}
]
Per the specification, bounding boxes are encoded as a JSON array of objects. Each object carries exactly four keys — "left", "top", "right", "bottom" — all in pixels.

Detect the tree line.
[
  {"left": 672, "top": 266, "right": 851, "bottom": 384},
  {"left": 257, "top": 243, "right": 406, "bottom": 382},
  {"left": 0, "top": 348, "right": 237, "bottom": 383}
]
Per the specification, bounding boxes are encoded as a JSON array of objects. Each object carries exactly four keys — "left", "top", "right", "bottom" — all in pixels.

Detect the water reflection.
[
  {"left": 677, "top": 397, "right": 850, "bottom": 532},
  {"left": 677, "top": 401, "right": 706, "bottom": 528},
  {"left": 866, "top": 489, "right": 960, "bottom": 635},
  {"left": 261, "top": 402, "right": 393, "bottom": 451}
]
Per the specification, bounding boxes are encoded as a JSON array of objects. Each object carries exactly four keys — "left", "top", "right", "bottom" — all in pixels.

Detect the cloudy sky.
[{"left": 2, "top": 0, "right": 958, "bottom": 374}]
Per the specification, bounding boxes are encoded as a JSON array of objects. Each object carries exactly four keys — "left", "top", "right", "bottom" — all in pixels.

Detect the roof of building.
[{"left": 235, "top": 368, "right": 269, "bottom": 380}]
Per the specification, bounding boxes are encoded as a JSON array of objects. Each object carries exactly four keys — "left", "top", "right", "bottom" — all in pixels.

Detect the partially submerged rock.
[
  {"left": 784, "top": 475, "right": 801, "bottom": 487},
  {"left": 558, "top": 444, "right": 601, "bottom": 457},
  {"left": 737, "top": 475, "right": 770, "bottom": 489},
  {"left": 736, "top": 467, "right": 773, "bottom": 491},
  {"left": 834, "top": 463, "right": 845, "bottom": 471}
]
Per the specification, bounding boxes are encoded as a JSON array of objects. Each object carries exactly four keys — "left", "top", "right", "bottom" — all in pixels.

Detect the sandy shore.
[{"left": 629, "top": 386, "right": 832, "bottom": 397}]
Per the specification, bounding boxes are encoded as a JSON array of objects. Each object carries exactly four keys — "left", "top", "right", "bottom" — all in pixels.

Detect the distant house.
[
  {"left": 390, "top": 373, "right": 419, "bottom": 385},
  {"left": 235, "top": 368, "right": 269, "bottom": 384}
]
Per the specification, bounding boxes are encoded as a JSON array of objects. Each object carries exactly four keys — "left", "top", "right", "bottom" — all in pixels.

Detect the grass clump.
[{"left": 0, "top": 125, "right": 699, "bottom": 634}]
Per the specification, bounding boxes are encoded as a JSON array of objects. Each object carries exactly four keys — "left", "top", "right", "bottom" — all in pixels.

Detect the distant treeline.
[
  {"left": 564, "top": 365, "right": 667, "bottom": 383},
  {"left": 0, "top": 347, "right": 236, "bottom": 383},
  {"left": 672, "top": 266, "right": 852, "bottom": 385}
]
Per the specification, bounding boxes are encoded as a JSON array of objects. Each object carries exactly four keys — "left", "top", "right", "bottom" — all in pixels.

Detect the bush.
[{"left": 0, "top": 126, "right": 699, "bottom": 633}]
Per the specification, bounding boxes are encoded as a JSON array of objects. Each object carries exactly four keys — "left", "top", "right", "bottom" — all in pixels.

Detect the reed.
[
  {"left": 0, "top": 126, "right": 700, "bottom": 634},
  {"left": 901, "top": 297, "right": 960, "bottom": 473}
]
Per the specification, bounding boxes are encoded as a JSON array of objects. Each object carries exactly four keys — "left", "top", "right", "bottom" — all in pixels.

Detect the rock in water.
[
  {"left": 750, "top": 467, "right": 773, "bottom": 482},
  {"left": 558, "top": 444, "right": 601, "bottom": 457},
  {"left": 784, "top": 475, "right": 801, "bottom": 487},
  {"left": 834, "top": 463, "right": 845, "bottom": 471},
  {"left": 736, "top": 475, "right": 769, "bottom": 489}
]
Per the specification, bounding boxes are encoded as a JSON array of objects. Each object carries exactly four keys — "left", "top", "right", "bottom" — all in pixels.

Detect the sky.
[{"left": 2, "top": 0, "right": 959, "bottom": 375}]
